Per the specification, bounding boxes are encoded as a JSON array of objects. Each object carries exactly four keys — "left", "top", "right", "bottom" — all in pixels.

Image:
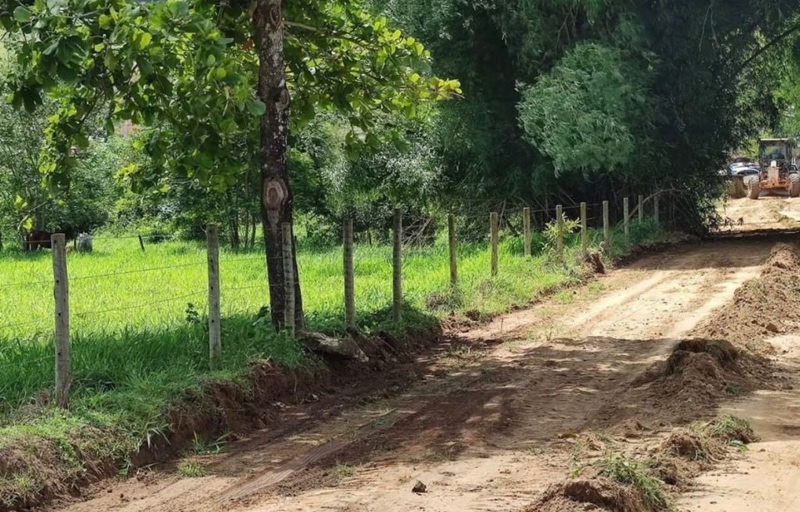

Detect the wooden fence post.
[
  {"left": 490, "top": 212, "right": 499, "bottom": 277},
  {"left": 343, "top": 219, "right": 355, "bottom": 329},
  {"left": 448, "top": 214, "right": 458, "bottom": 287},
  {"left": 623, "top": 197, "right": 630, "bottom": 245},
  {"left": 654, "top": 194, "right": 660, "bottom": 224},
  {"left": 523, "top": 207, "right": 531, "bottom": 259},
  {"left": 138, "top": 234, "right": 145, "bottom": 252},
  {"left": 393, "top": 209, "right": 403, "bottom": 323},
  {"left": 580, "top": 202, "right": 587, "bottom": 254},
  {"left": 556, "top": 205, "right": 564, "bottom": 260},
  {"left": 281, "top": 223, "right": 295, "bottom": 337},
  {"left": 206, "top": 225, "right": 222, "bottom": 369},
  {"left": 603, "top": 201, "right": 610, "bottom": 251},
  {"left": 51, "top": 233, "right": 70, "bottom": 408},
  {"left": 638, "top": 195, "right": 644, "bottom": 223}
]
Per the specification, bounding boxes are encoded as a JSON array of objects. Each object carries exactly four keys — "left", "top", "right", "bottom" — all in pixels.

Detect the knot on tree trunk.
[
  {"left": 262, "top": 177, "right": 287, "bottom": 228},
  {"left": 269, "top": 5, "right": 281, "bottom": 27}
]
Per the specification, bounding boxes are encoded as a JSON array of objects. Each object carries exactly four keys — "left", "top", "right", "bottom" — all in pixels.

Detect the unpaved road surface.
[
  {"left": 49, "top": 237, "right": 780, "bottom": 512},
  {"left": 720, "top": 196, "right": 800, "bottom": 233}
]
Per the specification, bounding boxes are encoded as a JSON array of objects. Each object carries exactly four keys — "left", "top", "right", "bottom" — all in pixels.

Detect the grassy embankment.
[{"left": 0, "top": 218, "right": 668, "bottom": 507}]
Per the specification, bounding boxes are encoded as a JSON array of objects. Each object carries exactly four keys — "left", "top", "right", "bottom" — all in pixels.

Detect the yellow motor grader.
[{"left": 744, "top": 138, "right": 800, "bottom": 199}]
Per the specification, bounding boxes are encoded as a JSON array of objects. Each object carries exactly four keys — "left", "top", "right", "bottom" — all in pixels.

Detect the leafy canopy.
[{"left": 0, "top": 0, "right": 461, "bottom": 193}]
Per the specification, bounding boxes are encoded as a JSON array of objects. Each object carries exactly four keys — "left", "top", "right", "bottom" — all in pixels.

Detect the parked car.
[{"left": 727, "top": 158, "right": 760, "bottom": 177}]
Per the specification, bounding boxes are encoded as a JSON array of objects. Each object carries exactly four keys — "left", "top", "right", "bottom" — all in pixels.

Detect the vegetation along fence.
[{"left": 0, "top": 193, "right": 671, "bottom": 408}]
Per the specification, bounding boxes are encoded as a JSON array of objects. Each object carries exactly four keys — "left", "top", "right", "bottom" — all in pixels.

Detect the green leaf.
[
  {"left": 94, "top": 42, "right": 105, "bottom": 52},
  {"left": 13, "top": 6, "right": 31, "bottom": 23},
  {"left": 98, "top": 14, "right": 112, "bottom": 29},
  {"left": 245, "top": 98, "right": 267, "bottom": 116},
  {"left": 138, "top": 32, "right": 152, "bottom": 50}
]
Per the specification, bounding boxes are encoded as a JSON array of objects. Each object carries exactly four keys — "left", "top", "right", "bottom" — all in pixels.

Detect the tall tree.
[{"left": 0, "top": 0, "right": 460, "bottom": 328}]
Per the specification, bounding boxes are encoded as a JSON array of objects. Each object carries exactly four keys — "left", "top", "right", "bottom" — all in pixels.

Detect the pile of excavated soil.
[
  {"left": 692, "top": 243, "right": 800, "bottom": 354},
  {"left": 595, "top": 339, "right": 777, "bottom": 428},
  {"left": 647, "top": 339, "right": 776, "bottom": 421},
  {"left": 525, "top": 478, "right": 648, "bottom": 512}
]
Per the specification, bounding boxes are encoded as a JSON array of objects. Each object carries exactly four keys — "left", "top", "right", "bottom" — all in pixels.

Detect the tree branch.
[{"left": 739, "top": 21, "right": 800, "bottom": 74}]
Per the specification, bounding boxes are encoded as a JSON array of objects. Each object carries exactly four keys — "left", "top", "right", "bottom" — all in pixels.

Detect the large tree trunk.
[{"left": 254, "top": 0, "right": 303, "bottom": 330}]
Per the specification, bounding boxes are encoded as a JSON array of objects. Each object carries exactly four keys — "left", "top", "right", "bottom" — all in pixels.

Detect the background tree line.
[{"left": 3, "top": 0, "right": 800, "bottom": 327}]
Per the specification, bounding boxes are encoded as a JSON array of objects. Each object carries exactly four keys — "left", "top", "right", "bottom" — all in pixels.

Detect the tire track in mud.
[{"left": 52, "top": 239, "right": 774, "bottom": 512}]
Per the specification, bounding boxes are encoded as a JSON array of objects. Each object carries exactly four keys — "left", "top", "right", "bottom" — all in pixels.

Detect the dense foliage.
[
  {"left": 2, "top": 0, "right": 800, "bottom": 316},
  {"left": 380, "top": 0, "right": 800, "bottom": 230}
]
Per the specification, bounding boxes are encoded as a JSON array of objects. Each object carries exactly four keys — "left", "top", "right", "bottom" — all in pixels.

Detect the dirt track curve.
[{"left": 48, "top": 236, "right": 790, "bottom": 512}]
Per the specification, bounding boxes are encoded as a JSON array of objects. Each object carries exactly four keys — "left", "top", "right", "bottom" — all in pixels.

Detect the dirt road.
[
  {"left": 720, "top": 195, "right": 800, "bottom": 233},
  {"left": 50, "top": 237, "right": 779, "bottom": 512}
]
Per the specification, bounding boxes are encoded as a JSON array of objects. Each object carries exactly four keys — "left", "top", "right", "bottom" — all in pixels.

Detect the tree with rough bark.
[{"left": 0, "top": 0, "right": 460, "bottom": 329}]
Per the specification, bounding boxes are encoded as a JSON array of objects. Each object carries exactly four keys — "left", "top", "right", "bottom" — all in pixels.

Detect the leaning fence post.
[
  {"left": 654, "top": 194, "right": 660, "bottom": 224},
  {"left": 623, "top": 197, "right": 630, "bottom": 245},
  {"left": 392, "top": 209, "right": 403, "bottom": 323},
  {"left": 580, "top": 202, "right": 587, "bottom": 254},
  {"left": 138, "top": 234, "right": 146, "bottom": 252},
  {"left": 448, "top": 214, "right": 458, "bottom": 287},
  {"left": 490, "top": 212, "right": 499, "bottom": 277},
  {"left": 556, "top": 205, "right": 564, "bottom": 260},
  {"left": 52, "top": 233, "right": 70, "bottom": 408},
  {"left": 206, "top": 225, "right": 222, "bottom": 369},
  {"left": 523, "top": 207, "right": 531, "bottom": 259},
  {"left": 638, "top": 195, "right": 644, "bottom": 223},
  {"left": 343, "top": 219, "right": 355, "bottom": 329},
  {"left": 603, "top": 201, "right": 610, "bottom": 251},
  {"left": 281, "top": 223, "right": 295, "bottom": 337}
]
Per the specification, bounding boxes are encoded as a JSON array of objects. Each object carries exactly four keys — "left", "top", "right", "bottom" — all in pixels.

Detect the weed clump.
[{"left": 597, "top": 452, "right": 669, "bottom": 511}]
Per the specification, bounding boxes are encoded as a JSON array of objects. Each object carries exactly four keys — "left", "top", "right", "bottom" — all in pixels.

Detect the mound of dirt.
[
  {"left": 598, "top": 339, "right": 774, "bottom": 428},
  {"left": 526, "top": 478, "right": 648, "bottom": 512},
  {"left": 652, "top": 339, "right": 773, "bottom": 420},
  {"left": 692, "top": 243, "right": 800, "bottom": 354}
]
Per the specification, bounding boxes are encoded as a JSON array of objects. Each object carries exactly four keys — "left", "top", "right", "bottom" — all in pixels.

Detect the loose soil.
[
  {"left": 45, "top": 236, "right": 787, "bottom": 512},
  {"left": 719, "top": 195, "right": 800, "bottom": 233}
]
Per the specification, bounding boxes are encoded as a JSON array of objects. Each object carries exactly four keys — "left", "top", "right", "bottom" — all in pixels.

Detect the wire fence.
[{"left": 0, "top": 192, "right": 671, "bottom": 407}]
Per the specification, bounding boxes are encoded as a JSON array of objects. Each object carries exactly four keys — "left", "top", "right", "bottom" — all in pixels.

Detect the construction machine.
[{"left": 744, "top": 138, "right": 800, "bottom": 199}]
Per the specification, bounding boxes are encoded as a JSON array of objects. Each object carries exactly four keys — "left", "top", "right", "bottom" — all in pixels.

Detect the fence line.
[{"left": 0, "top": 194, "right": 667, "bottom": 407}]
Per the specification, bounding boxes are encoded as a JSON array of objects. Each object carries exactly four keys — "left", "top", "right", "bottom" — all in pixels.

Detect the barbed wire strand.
[
  {"left": 73, "top": 292, "right": 204, "bottom": 318},
  {"left": 0, "top": 319, "right": 52, "bottom": 331},
  {"left": 71, "top": 261, "right": 207, "bottom": 281},
  {"left": 223, "top": 285, "right": 265, "bottom": 293},
  {"left": 0, "top": 278, "right": 53, "bottom": 291}
]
